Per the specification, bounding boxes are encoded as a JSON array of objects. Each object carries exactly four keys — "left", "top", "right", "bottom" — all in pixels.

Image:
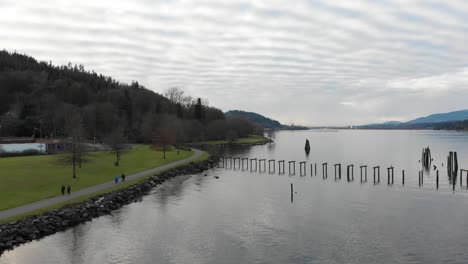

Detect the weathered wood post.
[
  {"left": 347, "top": 165, "right": 350, "bottom": 182},
  {"left": 387, "top": 167, "right": 391, "bottom": 185},
  {"left": 311, "top": 164, "right": 314, "bottom": 176},
  {"left": 402, "top": 170, "right": 405, "bottom": 185},
  {"left": 225, "top": 157, "right": 232, "bottom": 168},
  {"left": 453, "top": 174, "right": 456, "bottom": 191},
  {"left": 421, "top": 170, "right": 423, "bottom": 185},
  {"left": 278, "top": 160, "right": 285, "bottom": 174},
  {"left": 391, "top": 167, "right": 394, "bottom": 184},
  {"left": 373, "top": 166, "right": 380, "bottom": 183},
  {"left": 242, "top": 158, "right": 248, "bottom": 170},
  {"left": 360, "top": 165, "right": 367, "bottom": 182},
  {"left": 288, "top": 161, "right": 296, "bottom": 175},
  {"left": 268, "top": 159, "right": 275, "bottom": 173},
  {"left": 322, "top": 163, "right": 328, "bottom": 179},
  {"left": 233, "top": 157, "right": 237, "bottom": 169},
  {"left": 291, "top": 183, "right": 294, "bottom": 203},
  {"left": 418, "top": 171, "right": 420, "bottom": 187},
  {"left": 334, "top": 164, "right": 340, "bottom": 180},
  {"left": 299, "top": 162, "right": 306, "bottom": 176},
  {"left": 346, "top": 165, "right": 354, "bottom": 182},
  {"left": 315, "top": 163, "right": 317, "bottom": 176},
  {"left": 387, "top": 166, "right": 394, "bottom": 185},
  {"left": 436, "top": 170, "right": 439, "bottom": 189},
  {"left": 250, "top": 158, "right": 257, "bottom": 172},
  {"left": 463, "top": 169, "right": 468, "bottom": 187},
  {"left": 259, "top": 159, "right": 266, "bottom": 172},
  {"left": 377, "top": 166, "right": 380, "bottom": 183}
]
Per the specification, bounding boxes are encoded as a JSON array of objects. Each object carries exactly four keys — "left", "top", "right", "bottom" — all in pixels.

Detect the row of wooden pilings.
[{"left": 218, "top": 157, "right": 468, "bottom": 190}]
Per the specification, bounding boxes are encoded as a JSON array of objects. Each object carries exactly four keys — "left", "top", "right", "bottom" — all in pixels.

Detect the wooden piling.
[
  {"left": 259, "top": 159, "right": 266, "bottom": 172},
  {"left": 360, "top": 165, "right": 367, "bottom": 182},
  {"left": 387, "top": 167, "right": 391, "bottom": 185},
  {"left": 322, "top": 163, "right": 328, "bottom": 179},
  {"left": 268, "top": 159, "right": 275, "bottom": 173},
  {"left": 464, "top": 169, "right": 468, "bottom": 187},
  {"left": 233, "top": 157, "right": 240, "bottom": 169},
  {"left": 299, "top": 161, "right": 306, "bottom": 176},
  {"left": 373, "top": 166, "right": 380, "bottom": 183},
  {"left": 436, "top": 170, "right": 439, "bottom": 189},
  {"left": 392, "top": 168, "right": 394, "bottom": 184},
  {"left": 346, "top": 165, "right": 354, "bottom": 182},
  {"left": 241, "top": 158, "right": 248, "bottom": 170},
  {"left": 402, "top": 170, "right": 405, "bottom": 185},
  {"left": 288, "top": 161, "right": 296, "bottom": 175},
  {"left": 278, "top": 160, "right": 285, "bottom": 174},
  {"left": 250, "top": 158, "right": 257, "bottom": 172},
  {"left": 334, "top": 164, "right": 341, "bottom": 180},
  {"left": 418, "top": 171, "right": 421, "bottom": 187}
]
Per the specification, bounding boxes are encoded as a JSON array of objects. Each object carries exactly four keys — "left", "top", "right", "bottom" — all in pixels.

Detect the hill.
[
  {"left": 359, "top": 109, "right": 468, "bottom": 130},
  {"left": 225, "top": 110, "right": 283, "bottom": 129},
  {"left": 0, "top": 50, "right": 260, "bottom": 142},
  {"left": 407, "top": 110, "right": 468, "bottom": 124}
]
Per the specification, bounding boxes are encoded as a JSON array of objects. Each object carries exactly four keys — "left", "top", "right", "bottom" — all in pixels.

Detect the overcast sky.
[{"left": 1, "top": 0, "right": 468, "bottom": 126}]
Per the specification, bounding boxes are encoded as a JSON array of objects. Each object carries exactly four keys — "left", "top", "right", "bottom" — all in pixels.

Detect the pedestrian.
[
  {"left": 67, "top": 185, "right": 71, "bottom": 195},
  {"left": 121, "top": 173, "right": 126, "bottom": 182},
  {"left": 114, "top": 175, "right": 119, "bottom": 184},
  {"left": 61, "top": 185, "right": 65, "bottom": 195}
]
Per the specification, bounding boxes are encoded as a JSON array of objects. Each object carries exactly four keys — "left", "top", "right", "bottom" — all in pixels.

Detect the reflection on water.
[{"left": 2, "top": 130, "right": 468, "bottom": 264}]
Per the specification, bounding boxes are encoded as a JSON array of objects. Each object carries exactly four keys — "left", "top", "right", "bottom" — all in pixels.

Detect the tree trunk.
[{"left": 73, "top": 137, "right": 77, "bottom": 178}]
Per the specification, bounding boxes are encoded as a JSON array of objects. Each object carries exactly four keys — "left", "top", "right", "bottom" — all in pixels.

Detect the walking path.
[{"left": 0, "top": 148, "right": 203, "bottom": 221}]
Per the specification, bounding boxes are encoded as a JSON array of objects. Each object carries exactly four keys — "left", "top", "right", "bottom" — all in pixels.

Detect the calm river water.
[{"left": 2, "top": 130, "right": 468, "bottom": 264}]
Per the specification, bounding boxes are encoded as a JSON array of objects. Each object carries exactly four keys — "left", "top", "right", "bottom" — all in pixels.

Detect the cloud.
[{"left": 1, "top": 0, "right": 467, "bottom": 125}]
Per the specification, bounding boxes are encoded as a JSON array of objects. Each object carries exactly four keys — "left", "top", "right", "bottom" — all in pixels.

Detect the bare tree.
[
  {"left": 59, "top": 110, "right": 87, "bottom": 178},
  {"left": 105, "top": 128, "right": 127, "bottom": 166},
  {"left": 164, "top": 87, "right": 185, "bottom": 104},
  {"left": 152, "top": 128, "right": 176, "bottom": 159}
]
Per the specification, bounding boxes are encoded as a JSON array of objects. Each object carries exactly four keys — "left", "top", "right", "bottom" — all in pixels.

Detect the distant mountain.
[
  {"left": 407, "top": 110, "right": 468, "bottom": 124},
  {"left": 225, "top": 110, "right": 283, "bottom": 129},
  {"left": 359, "top": 109, "right": 468, "bottom": 130}
]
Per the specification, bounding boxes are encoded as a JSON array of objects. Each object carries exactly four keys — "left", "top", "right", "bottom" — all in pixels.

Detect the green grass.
[
  {"left": 203, "top": 135, "right": 272, "bottom": 145},
  {"left": 0, "top": 149, "right": 210, "bottom": 224},
  {"left": 0, "top": 145, "right": 193, "bottom": 211}
]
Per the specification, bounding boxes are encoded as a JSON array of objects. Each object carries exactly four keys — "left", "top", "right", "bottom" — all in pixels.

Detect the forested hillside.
[
  {"left": 225, "top": 110, "right": 283, "bottom": 129},
  {"left": 0, "top": 50, "right": 260, "bottom": 143}
]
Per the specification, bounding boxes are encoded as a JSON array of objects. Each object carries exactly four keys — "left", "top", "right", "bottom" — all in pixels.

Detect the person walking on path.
[
  {"left": 121, "top": 173, "right": 126, "bottom": 182},
  {"left": 114, "top": 175, "right": 119, "bottom": 184},
  {"left": 61, "top": 185, "right": 65, "bottom": 195},
  {"left": 67, "top": 185, "right": 71, "bottom": 195}
]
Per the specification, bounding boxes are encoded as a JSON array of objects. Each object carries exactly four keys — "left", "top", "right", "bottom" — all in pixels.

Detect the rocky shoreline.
[{"left": 0, "top": 157, "right": 218, "bottom": 255}]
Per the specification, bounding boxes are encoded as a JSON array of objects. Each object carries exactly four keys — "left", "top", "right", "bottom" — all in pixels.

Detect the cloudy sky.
[{"left": 1, "top": 0, "right": 468, "bottom": 126}]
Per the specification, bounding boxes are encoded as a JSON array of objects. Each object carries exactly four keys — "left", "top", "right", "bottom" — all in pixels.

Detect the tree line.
[{"left": 0, "top": 50, "right": 262, "bottom": 144}]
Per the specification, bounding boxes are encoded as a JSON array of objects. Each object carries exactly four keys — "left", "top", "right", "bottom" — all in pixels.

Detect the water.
[{"left": 2, "top": 130, "right": 468, "bottom": 264}]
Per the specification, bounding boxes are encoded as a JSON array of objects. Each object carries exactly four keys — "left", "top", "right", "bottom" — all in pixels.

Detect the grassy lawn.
[
  {"left": 204, "top": 135, "right": 272, "bottom": 145},
  {"left": 0, "top": 149, "right": 211, "bottom": 224},
  {"left": 0, "top": 145, "right": 192, "bottom": 211}
]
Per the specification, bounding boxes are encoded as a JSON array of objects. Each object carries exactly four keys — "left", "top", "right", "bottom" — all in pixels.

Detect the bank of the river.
[
  {"left": 0, "top": 145, "right": 192, "bottom": 211},
  {"left": 0, "top": 155, "right": 218, "bottom": 254},
  {"left": 202, "top": 135, "right": 273, "bottom": 146}
]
